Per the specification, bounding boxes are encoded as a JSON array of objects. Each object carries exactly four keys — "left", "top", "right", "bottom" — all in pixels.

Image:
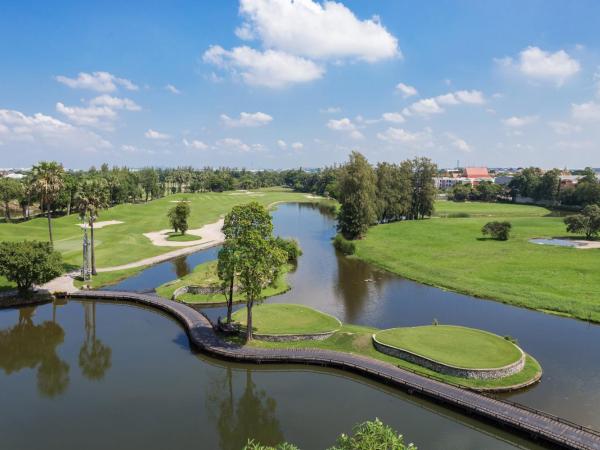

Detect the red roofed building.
[{"left": 463, "top": 167, "right": 491, "bottom": 179}]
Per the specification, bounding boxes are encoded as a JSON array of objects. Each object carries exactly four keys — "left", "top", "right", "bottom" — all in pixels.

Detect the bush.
[
  {"left": 242, "top": 441, "right": 298, "bottom": 450},
  {"left": 333, "top": 234, "right": 356, "bottom": 255},
  {"left": 0, "top": 241, "right": 63, "bottom": 293},
  {"left": 481, "top": 221, "right": 511, "bottom": 241},
  {"left": 329, "top": 418, "right": 417, "bottom": 450},
  {"left": 275, "top": 237, "right": 303, "bottom": 263},
  {"left": 564, "top": 204, "right": 600, "bottom": 240},
  {"left": 447, "top": 212, "right": 470, "bottom": 218}
]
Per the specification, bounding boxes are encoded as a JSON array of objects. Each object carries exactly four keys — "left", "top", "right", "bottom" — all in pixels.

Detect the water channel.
[{"left": 1, "top": 202, "right": 598, "bottom": 449}]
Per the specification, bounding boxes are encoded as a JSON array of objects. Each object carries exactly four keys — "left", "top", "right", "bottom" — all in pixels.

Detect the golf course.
[{"left": 356, "top": 200, "right": 600, "bottom": 322}]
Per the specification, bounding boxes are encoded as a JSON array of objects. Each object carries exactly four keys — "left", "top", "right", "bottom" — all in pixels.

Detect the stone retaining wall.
[
  {"left": 172, "top": 284, "right": 236, "bottom": 300},
  {"left": 252, "top": 329, "right": 338, "bottom": 342},
  {"left": 372, "top": 335, "right": 526, "bottom": 380}
]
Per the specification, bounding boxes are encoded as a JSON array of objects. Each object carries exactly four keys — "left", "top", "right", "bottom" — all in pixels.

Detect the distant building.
[{"left": 463, "top": 167, "right": 491, "bottom": 179}]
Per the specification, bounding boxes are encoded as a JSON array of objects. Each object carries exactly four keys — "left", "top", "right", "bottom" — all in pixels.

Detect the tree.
[
  {"left": 328, "top": 418, "right": 417, "bottom": 450},
  {"left": 222, "top": 202, "right": 286, "bottom": 342},
  {"left": 508, "top": 167, "right": 542, "bottom": 200},
  {"left": 139, "top": 168, "right": 159, "bottom": 202},
  {"left": 0, "top": 177, "right": 23, "bottom": 222},
  {"left": 0, "top": 241, "right": 63, "bottom": 294},
  {"left": 31, "top": 161, "right": 65, "bottom": 247},
  {"left": 217, "top": 241, "right": 237, "bottom": 324},
  {"left": 473, "top": 181, "right": 503, "bottom": 202},
  {"left": 168, "top": 201, "right": 191, "bottom": 235},
  {"left": 449, "top": 182, "right": 472, "bottom": 202},
  {"left": 337, "top": 152, "right": 377, "bottom": 239},
  {"left": 534, "top": 169, "right": 561, "bottom": 203},
  {"left": 564, "top": 205, "right": 600, "bottom": 240},
  {"left": 375, "top": 162, "right": 412, "bottom": 223},
  {"left": 481, "top": 221, "right": 512, "bottom": 241},
  {"left": 409, "top": 157, "right": 437, "bottom": 220},
  {"left": 78, "top": 178, "right": 110, "bottom": 275}
]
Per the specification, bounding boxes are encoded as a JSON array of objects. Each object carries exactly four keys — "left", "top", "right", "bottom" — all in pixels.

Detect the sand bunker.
[
  {"left": 169, "top": 200, "right": 191, "bottom": 203},
  {"left": 228, "top": 190, "right": 265, "bottom": 196},
  {"left": 77, "top": 220, "right": 123, "bottom": 229},
  {"left": 143, "top": 218, "right": 225, "bottom": 248}
]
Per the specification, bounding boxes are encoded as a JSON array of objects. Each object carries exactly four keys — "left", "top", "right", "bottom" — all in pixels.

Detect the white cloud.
[
  {"left": 165, "top": 84, "right": 181, "bottom": 94},
  {"left": 572, "top": 101, "right": 600, "bottom": 121},
  {"left": 56, "top": 95, "right": 140, "bottom": 128},
  {"left": 497, "top": 46, "right": 580, "bottom": 86},
  {"left": 203, "top": 45, "right": 324, "bottom": 88},
  {"left": 55, "top": 71, "right": 138, "bottom": 92},
  {"left": 0, "top": 108, "right": 111, "bottom": 151},
  {"left": 405, "top": 98, "right": 444, "bottom": 116},
  {"left": 395, "top": 82, "right": 417, "bottom": 98},
  {"left": 453, "top": 90, "right": 485, "bottom": 104},
  {"left": 376, "top": 127, "right": 432, "bottom": 147},
  {"left": 291, "top": 142, "right": 303, "bottom": 150},
  {"left": 235, "top": 23, "right": 255, "bottom": 41},
  {"left": 381, "top": 112, "right": 405, "bottom": 123},
  {"left": 502, "top": 115, "right": 538, "bottom": 127},
  {"left": 221, "top": 111, "right": 273, "bottom": 127},
  {"left": 237, "top": 0, "right": 399, "bottom": 62},
  {"left": 277, "top": 139, "right": 287, "bottom": 149},
  {"left": 145, "top": 129, "right": 170, "bottom": 140},
  {"left": 320, "top": 106, "right": 341, "bottom": 114},
  {"left": 216, "top": 137, "right": 251, "bottom": 152},
  {"left": 549, "top": 121, "right": 582, "bottom": 135},
  {"left": 182, "top": 138, "right": 208, "bottom": 150},
  {"left": 446, "top": 133, "right": 471, "bottom": 152},
  {"left": 326, "top": 117, "right": 363, "bottom": 139},
  {"left": 403, "top": 90, "right": 484, "bottom": 117}
]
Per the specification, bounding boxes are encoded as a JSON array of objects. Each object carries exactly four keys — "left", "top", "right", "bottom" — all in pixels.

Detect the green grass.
[
  {"left": 73, "top": 267, "right": 146, "bottom": 289},
  {"left": 355, "top": 200, "right": 600, "bottom": 323},
  {"left": 166, "top": 232, "right": 202, "bottom": 242},
  {"left": 374, "top": 325, "right": 522, "bottom": 369},
  {"left": 241, "top": 323, "right": 541, "bottom": 391},
  {"left": 0, "top": 188, "right": 316, "bottom": 274},
  {"left": 231, "top": 303, "right": 342, "bottom": 335},
  {"left": 156, "top": 260, "right": 291, "bottom": 304}
]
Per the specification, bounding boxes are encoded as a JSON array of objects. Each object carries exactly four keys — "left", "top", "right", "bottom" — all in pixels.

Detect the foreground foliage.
[{"left": 0, "top": 241, "right": 62, "bottom": 293}]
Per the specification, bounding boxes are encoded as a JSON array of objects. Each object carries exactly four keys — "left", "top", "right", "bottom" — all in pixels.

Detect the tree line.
[{"left": 337, "top": 152, "right": 437, "bottom": 240}]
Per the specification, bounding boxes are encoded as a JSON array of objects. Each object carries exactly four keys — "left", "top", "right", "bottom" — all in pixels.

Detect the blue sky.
[{"left": 1, "top": 0, "right": 600, "bottom": 169}]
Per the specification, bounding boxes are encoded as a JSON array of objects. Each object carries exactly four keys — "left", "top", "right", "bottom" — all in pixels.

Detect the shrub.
[
  {"left": 242, "top": 441, "right": 298, "bottom": 450},
  {"left": 504, "top": 335, "right": 518, "bottom": 345},
  {"left": 564, "top": 204, "right": 600, "bottom": 240},
  {"left": 447, "top": 212, "right": 470, "bottom": 218},
  {"left": 481, "top": 221, "right": 511, "bottom": 241},
  {"left": 329, "top": 418, "right": 417, "bottom": 450},
  {"left": 333, "top": 234, "right": 356, "bottom": 255},
  {"left": 275, "top": 237, "right": 303, "bottom": 263},
  {"left": 0, "top": 240, "right": 63, "bottom": 294}
]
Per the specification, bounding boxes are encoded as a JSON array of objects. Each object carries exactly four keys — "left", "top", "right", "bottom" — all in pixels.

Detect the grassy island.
[
  {"left": 156, "top": 260, "right": 291, "bottom": 304},
  {"left": 165, "top": 232, "right": 202, "bottom": 242},
  {"left": 231, "top": 305, "right": 542, "bottom": 391},
  {"left": 374, "top": 325, "right": 522, "bottom": 369},
  {"left": 355, "top": 201, "right": 600, "bottom": 323},
  {"left": 231, "top": 303, "right": 342, "bottom": 335}
]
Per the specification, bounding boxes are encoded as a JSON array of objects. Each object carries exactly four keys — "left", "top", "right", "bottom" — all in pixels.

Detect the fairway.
[
  {"left": 374, "top": 325, "right": 522, "bottom": 369},
  {"left": 0, "top": 189, "right": 317, "bottom": 289},
  {"left": 231, "top": 303, "right": 342, "bottom": 335},
  {"left": 356, "top": 201, "right": 600, "bottom": 322}
]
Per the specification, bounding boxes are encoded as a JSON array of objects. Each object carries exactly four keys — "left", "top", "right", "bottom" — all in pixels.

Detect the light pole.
[{"left": 81, "top": 215, "right": 91, "bottom": 281}]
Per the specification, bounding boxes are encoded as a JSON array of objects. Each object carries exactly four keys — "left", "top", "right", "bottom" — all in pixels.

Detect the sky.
[{"left": 1, "top": 0, "right": 600, "bottom": 170}]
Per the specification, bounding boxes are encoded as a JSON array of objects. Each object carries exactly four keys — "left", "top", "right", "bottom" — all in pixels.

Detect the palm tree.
[
  {"left": 78, "top": 178, "right": 109, "bottom": 275},
  {"left": 31, "top": 161, "right": 65, "bottom": 246},
  {"left": 78, "top": 302, "right": 111, "bottom": 381}
]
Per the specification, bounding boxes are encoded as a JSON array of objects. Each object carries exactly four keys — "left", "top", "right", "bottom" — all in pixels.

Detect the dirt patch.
[{"left": 76, "top": 220, "right": 123, "bottom": 229}]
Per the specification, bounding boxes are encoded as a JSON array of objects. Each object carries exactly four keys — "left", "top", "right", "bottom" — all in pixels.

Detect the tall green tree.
[
  {"left": 409, "top": 157, "right": 437, "bottom": 220},
  {"left": 31, "top": 161, "right": 65, "bottom": 246},
  {"left": 375, "top": 162, "right": 412, "bottom": 223},
  {"left": 337, "top": 152, "right": 377, "bottom": 239},
  {"left": 78, "top": 178, "right": 110, "bottom": 275},
  {"left": 565, "top": 204, "right": 600, "bottom": 239},
  {"left": 0, "top": 177, "right": 23, "bottom": 222},
  {"left": 139, "top": 168, "right": 159, "bottom": 202},
  {"left": 217, "top": 241, "right": 237, "bottom": 324},
  {"left": 168, "top": 201, "right": 191, "bottom": 235}
]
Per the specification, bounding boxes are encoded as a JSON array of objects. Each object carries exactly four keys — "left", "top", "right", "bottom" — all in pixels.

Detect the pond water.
[
  {"left": 529, "top": 238, "right": 583, "bottom": 248},
  {"left": 106, "top": 203, "right": 600, "bottom": 431},
  {"left": 0, "top": 301, "right": 539, "bottom": 450},
  {"left": 2, "top": 202, "right": 599, "bottom": 449}
]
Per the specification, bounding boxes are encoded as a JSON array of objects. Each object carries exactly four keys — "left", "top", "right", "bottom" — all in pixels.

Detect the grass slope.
[
  {"left": 156, "top": 260, "right": 291, "bottom": 304},
  {"left": 242, "top": 323, "right": 541, "bottom": 391},
  {"left": 374, "top": 325, "right": 521, "bottom": 369},
  {"left": 231, "top": 303, "right": 341, "bottom": 335},
  {"left": 356, "top": 201, "right": 600, "bottom": 322},
  {"left": 0, "top": 189, "right": 315, "bottom": 290},
  {"left": 166, "top": 232, "right": 202, "bottom": 242}
]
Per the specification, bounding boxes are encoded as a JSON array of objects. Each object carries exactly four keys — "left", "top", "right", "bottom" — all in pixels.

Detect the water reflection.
[
  {"left": 207, "top": 368, "right": 285, "bottom": 450},
  {"left": 0, "top": 307, "right": 70, "bottom": 397},
  {"left": 172, "top": 256, "right": 191, "bottom": 278},
  {"left": 79, "top": 303, "right": 112, "bottom": 381}
]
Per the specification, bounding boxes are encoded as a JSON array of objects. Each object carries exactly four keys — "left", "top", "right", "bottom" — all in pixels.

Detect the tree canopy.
[
  {"left": 564, "top": 204, "right": 600, "bottom": 240},
  {"left": 168, "top": 201, "right": 191, "bottom": 234},
  {"left": 0, "top": 241, "right": 63, "bottom": 293}
]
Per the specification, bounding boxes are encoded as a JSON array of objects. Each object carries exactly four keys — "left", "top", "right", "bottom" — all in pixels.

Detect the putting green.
[
  {"left": 374, "top": 325, "right": 522, "bottom": 369},
  {"left": 231, "top": 303, "right": 341, "bottom": 335}
]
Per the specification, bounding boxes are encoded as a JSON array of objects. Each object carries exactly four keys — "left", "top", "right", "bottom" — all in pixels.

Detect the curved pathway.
[{"left": 66, "top": 290, "right": 600, "bottom": 450}]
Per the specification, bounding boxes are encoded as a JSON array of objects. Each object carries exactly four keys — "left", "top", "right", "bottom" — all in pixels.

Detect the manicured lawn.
[
  {"left": 356, "top": 201, "right": 600, "bottom": 322},
  {"left": 231, "top": 303, "right": 342, "bottom": 335},
  {"left": 73, "top": 266, "right": 145, "bottom": 290},
  {"left": 156, "top": 260, "right": 291, "bottom": 304},
  {"left": 0, "top": 188, "right": 316, "bottom": 289},
  {"left": 242, "top": 323, "right": 542, "bottom": 391},
  {"left": 374, "top": 325, "right": 522, "bottom": 369},
  {"left": 166, "top": 232, "right": 202, "bottom": 242}
]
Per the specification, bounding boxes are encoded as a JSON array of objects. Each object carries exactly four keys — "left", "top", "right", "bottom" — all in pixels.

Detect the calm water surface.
[
  {"left": 0, "top": 301, "right": 537, "bottom": 450},
  {"left": 2, "top": 203, "right": 599, "bottom": 448}
]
